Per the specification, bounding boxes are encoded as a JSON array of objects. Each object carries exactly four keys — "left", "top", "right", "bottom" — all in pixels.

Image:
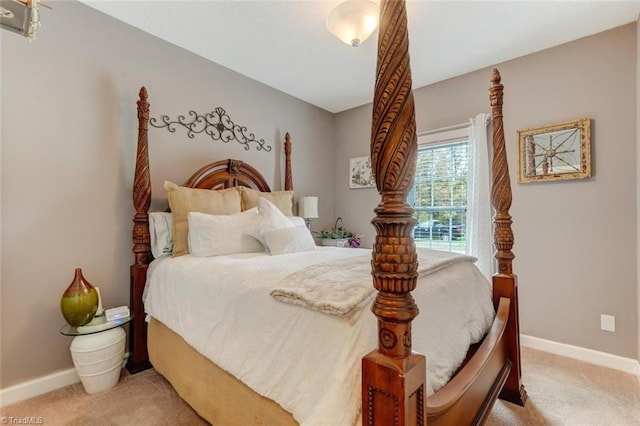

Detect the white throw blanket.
[{"left": 270, "top": 249, "right": 476, "bottom": 322}]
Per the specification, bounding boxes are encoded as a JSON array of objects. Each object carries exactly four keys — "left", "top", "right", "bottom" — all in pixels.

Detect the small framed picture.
[
  {"left": 518, "top": 118, "right": 591, "bottom": 183},
  {"left": 349, "top": 156, "right": 375, "bottom": 189}
]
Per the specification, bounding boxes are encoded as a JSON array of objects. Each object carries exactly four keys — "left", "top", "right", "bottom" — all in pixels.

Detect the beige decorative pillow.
[
  {"left": 239, "top": 187, "right": 294, "bottom": 216},
  {"left": 164, "top": 181, "right": 242, "bottom": 257}
]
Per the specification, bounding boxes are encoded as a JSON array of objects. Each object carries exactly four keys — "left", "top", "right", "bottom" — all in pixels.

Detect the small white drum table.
[{"left": 60, "top": 314, "right": 133, "bottom": 394}]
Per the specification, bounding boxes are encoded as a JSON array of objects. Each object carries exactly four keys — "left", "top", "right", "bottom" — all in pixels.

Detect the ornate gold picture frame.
[{"left": 518, "top": 118, "right": 591, "bottom": 183}]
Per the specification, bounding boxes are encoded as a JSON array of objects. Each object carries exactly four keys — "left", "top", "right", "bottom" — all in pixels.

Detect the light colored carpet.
[
  {"left": 2, "top": 347, "right": 639, "bottom": 425},
  {"left": 487, "top": 347, "right": 640, "bottom": 426},
  {"left": 1, "top": 367, "right": 208, "bottom": 425}
]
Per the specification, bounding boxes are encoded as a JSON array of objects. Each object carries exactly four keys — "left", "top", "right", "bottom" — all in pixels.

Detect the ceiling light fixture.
[{"left": 326, "top": 0, "right": 378, "bottom": 48}]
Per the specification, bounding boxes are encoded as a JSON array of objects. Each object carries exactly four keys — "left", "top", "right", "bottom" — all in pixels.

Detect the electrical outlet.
[{"left": 600, "top": 314, "right": 615, "bottom": 332}]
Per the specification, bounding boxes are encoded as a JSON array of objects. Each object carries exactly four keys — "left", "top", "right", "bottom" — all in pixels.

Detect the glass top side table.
[{"left": 60, "top": 314, "right": 133, "bottom": 336}]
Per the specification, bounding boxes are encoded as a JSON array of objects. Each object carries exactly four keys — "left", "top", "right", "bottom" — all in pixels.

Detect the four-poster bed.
[{"left": 127, "top": 1, "right": 526, "bottom": 424}]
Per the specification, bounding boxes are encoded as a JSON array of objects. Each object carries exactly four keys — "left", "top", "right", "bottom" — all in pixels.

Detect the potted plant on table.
[{"left": 314, "top": 217, "right": 363, "bottom": 248}]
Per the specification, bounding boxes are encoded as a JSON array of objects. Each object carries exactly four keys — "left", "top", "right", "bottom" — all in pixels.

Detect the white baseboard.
[
  {"left": 3, "top": 339, "right": 638, "bottom": 407},
  {"left": 0, "top": 368, "right": 80, "bottom": 408},
  {"left": 521, "top": 334, "right": 640, "bottom": 376},
  {"left": 0, "top": 352, "right": 130, "bottom": 408}
]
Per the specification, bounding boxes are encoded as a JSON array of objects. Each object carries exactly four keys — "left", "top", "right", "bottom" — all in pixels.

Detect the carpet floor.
[{"left": 2, "top": 347, "right": 639, "bottom": 425}]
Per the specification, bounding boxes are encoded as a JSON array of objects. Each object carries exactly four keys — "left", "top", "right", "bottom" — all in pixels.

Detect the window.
[{"left": 409, "top": 126, "right": 470, "bottom": 253}]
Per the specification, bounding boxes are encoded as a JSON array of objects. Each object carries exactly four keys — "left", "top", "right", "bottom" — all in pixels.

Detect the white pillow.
[
  {"left": 262, "top": 226, "right": 317, "bottom": 255},
  {"left": 187, "top": 208, "right": 263, "bottom": 257},
  {"left": 149, "top": 212, "right": 173, "bottom": 258},
  {"left": 288, "top": 216, "right": 306, "bottom": 227},
  {"left": 247, "top": 198, "right": 295, "bottom": 246}
]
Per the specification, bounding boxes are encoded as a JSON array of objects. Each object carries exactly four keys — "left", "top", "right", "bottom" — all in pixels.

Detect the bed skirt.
[{"left": 148, "top": 318, "right": 298, "bottom": 426}]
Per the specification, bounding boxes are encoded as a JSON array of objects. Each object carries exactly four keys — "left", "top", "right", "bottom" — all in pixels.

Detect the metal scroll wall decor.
[{"left": 150, "top": 107, "right": 272, "bottom": 152}]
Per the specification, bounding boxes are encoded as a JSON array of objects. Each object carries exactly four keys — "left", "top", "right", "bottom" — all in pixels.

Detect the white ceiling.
[{"left": 79, "top": 0, "right": 640, "bottom": 113}]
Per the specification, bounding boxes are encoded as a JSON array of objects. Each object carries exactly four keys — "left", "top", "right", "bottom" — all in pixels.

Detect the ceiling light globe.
[{"left": 327, "top": 0, "right": 379, "bottom": 47}]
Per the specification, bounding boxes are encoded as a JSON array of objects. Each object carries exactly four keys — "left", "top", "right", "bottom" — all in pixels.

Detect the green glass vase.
[{"left": 60, "top": 268, "right": 99, "bottom": 326}]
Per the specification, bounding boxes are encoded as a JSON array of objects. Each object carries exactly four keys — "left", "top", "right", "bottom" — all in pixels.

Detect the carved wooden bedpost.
[
  {"left": 127, "top": 87, "right": 153, "bottom": 373},
  {"left": 489, "top": 69, "right": 527, "bottom": 406},
  {"left": 362, "top": 1, "right": 425, "bottom": 424},
  {"left": 284, "top": 132, "right": 293, "bottom": 191}
]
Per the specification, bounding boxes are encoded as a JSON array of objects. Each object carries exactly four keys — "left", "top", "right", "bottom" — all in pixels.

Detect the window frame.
[{"left": 412, "top": 125, "right": 471, "bottom": 253}]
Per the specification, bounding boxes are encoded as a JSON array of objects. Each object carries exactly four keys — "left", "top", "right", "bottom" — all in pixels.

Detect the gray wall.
[
  {"left": 334, "top": 24, "right": 638, "bottom": 359},
  {"left": 1, "top": 1, "right": 335, "bottom": 387},
  {"left": 637, "top": 16, "right": 640, "bottom": 362}
]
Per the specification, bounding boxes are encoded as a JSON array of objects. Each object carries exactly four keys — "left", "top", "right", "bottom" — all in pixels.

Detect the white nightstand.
[{"left": 60, "top": 314, "right": 133, "bottom": 394}]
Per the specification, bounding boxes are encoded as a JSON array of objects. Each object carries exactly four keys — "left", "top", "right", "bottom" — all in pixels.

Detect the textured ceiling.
[{"left": 79, "top": 0, "right": 640, "bottom": 113}]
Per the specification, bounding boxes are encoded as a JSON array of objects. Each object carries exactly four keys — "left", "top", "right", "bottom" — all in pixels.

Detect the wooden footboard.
[{"left": 426, "top": 298, "right": 511, "bottom": 425}]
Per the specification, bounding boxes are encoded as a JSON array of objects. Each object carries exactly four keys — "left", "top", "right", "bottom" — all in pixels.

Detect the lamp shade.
[
  {"left": 298, "top": 196, "right": 319, "bottom": 219},
  {"left": 326, "top": 0, "right": 378, "bottom": 47}
]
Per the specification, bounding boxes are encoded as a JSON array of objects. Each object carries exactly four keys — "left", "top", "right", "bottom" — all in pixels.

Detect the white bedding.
[{"left": 143, "top": 247, "right": 494, "bottom": 426}]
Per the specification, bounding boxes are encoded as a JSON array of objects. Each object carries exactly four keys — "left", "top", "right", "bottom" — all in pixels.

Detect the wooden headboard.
[
  {"left": 127, "top": 87, "right": 293, "bottom": 372},
  {"left": 180, "top": 133, "right": 293, "bottom": 191},
  {"left": 183, "top": 160, "right": 272, "bottom": 191}
]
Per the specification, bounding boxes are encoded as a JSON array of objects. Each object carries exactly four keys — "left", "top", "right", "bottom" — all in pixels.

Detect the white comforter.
[{"left": 144, "top": 247, "right": 494, "bottom": 426}]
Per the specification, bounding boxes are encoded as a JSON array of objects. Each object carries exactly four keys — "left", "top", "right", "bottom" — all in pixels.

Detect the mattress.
[{"left": 143, "top": 247, "right": 494, "bottom": 426}]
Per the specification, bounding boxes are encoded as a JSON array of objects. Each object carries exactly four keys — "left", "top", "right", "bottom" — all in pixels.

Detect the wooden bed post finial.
[
  {"left": 284, "top": 132, "right": 293, "bottom": 191},
  {"left": 489, "top": 69, "right": 514, "bottom": 275},
  {"left": 362, "top": 1, "right": 425, "bottom": 424},
  {"left": 132, "top": 86, "right": 151, "bottom": 266}
]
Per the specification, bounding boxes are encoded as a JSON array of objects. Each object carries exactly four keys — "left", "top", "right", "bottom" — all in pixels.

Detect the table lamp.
[{"left": 298, "top": 196, "right": 319, "bottom": 230}]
